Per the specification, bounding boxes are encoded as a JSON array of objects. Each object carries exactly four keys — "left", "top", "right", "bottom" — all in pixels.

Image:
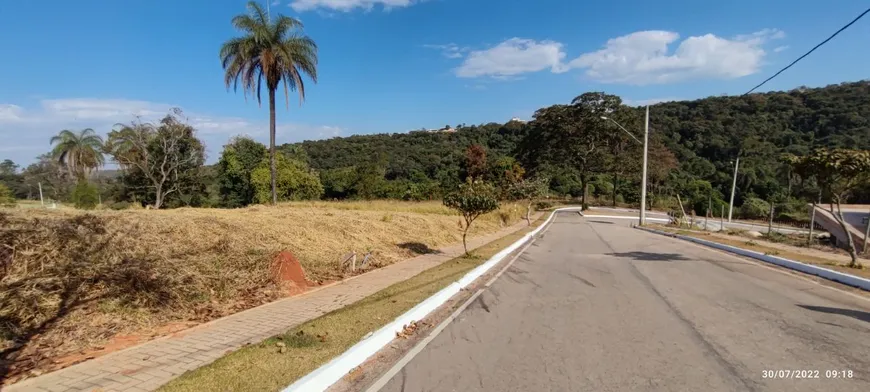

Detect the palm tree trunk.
[{"left": 269, "top": 88, "right": 278, "bottom": 206}]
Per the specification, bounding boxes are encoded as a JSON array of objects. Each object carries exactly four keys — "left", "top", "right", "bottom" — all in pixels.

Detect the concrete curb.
[
  {"left": 636, "top": 226, "right": 870, "bottom": 291},
  {"left": 585, "top": 215, "right": 671, "bottom": 223},
  {"left": 282, "top": 207, "right": 582, "bottom": 392}
]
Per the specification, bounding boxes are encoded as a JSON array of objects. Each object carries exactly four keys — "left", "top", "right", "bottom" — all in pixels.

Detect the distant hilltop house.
[
  {"left": 422, "top": 125, "right": 457, "bottom": 133},
  {"left": 508, "top": 117, "right": 527, "bottom": 123}
]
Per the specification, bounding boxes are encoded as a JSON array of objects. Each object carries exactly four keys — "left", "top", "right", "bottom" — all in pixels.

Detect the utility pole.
[
  {"left": 639, "top": 105, "right": 649, "bottom": 226},
  {"left": 727, "top": 157, "right": 740, "bottom": 222},
  {"left": 38, "top": 182, "right": 44, "bottom": 206}
]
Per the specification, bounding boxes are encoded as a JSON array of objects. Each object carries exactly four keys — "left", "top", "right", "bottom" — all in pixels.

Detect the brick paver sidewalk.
[{"left": 7, "top": 217, "right": 538, "bottom": 392}]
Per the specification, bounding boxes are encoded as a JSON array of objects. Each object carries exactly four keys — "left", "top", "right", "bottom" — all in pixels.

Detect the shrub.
[
  {"left": 739, "top": 197, "right": 771, "bottom": 219},
  {"left": 71, "top": 181, "right": 99, "bottom": 210},
  {"left": 0, "top": 183, "right": 15, "bottom": 206},
  {"left": 251, "top": 155, "right": 324, "bottom": 203}
]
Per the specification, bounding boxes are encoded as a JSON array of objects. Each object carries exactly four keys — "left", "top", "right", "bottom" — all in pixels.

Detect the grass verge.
[
  {"left": 653, "top": 226, "right": 870, "bottom": 280},
  {"left": 159, "top": 214, "right": 549, "bottom": 392}
]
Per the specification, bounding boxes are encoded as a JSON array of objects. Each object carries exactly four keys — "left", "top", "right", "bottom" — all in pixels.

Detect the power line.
[{"left": 743, "top": 7, "right": 870, "bottom": 96}]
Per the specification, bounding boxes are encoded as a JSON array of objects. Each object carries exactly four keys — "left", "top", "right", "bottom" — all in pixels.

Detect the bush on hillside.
[
  {"left": 0, "top": 183, "right": 15, "bottom": 206},
  {"left": 250, "top": 155, "right": 324, "bottom": 203},
  {"left": 72, "top": 181, "right": 99, "bottom": 210},
  {"left": 739, "top": 197, "right": 771, "bottom": 219}
]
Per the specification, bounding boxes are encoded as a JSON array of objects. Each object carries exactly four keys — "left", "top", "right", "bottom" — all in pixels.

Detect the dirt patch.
[{"left": 272, "top": 251, "right": 310, "bottom": 295}]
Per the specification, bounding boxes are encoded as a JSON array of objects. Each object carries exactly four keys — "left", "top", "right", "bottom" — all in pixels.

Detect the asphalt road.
[{"left": 375, "top": 212, "right": 870, "bottom": 392}]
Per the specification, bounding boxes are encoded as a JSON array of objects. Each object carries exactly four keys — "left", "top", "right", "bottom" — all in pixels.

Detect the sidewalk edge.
[{"left": 635, "top": 226, "right": 870, "bottom": 291}]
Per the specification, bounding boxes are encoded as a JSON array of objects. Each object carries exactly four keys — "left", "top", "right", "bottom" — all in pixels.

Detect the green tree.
[
  {"left": 351, "top": 155, "right": 387, "bottom": 200},
  {"left": 221, "top": 1, "right": 318, "bottom": 205},
  {"left": 786, "top": 148, "right": 870, "bottom": 267},
  {"left": 0, "top": 159, "right": 27, "bottom": 199},
  {"left": 523, "top": 94, "right": 615, "bottom": 208},
  {"left": 71, "top": 180, "right": 99, "bottom": 209},
  {"left": 320, "top": 167, "right": 357, "bottom": 199},
  {"left": 511, "top": 177, "right": 548, "bottom": 226},
  {"left": 443, "top": 181, "right": 500, "bottom": 255},
  {"left": 49, "top": 128, "right": 105, "bottom": 180},
  {"left": 217, "top": 137, "right": 268, "bottom": 207},
  {"left": 0, "top": 182, "right": 15, "bottom": 206},
  {"left": 0, "top": 159, "right": 18, "bottom": 175},
  {"left": 251, "top": 154, "right": 323, "bottom": 203}
]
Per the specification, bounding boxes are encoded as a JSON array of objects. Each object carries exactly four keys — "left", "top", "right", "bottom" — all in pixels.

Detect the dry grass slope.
[{"left": 0, "top": 201, "right": 523, "bottom": 384}]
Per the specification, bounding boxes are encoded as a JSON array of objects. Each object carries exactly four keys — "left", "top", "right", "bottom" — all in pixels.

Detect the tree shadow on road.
[
  {"left": 797, "top": 304, "right": 870, "bottom": 324},
  {"left": 605, "top": 252, "right": 690, "bottom": 262}
]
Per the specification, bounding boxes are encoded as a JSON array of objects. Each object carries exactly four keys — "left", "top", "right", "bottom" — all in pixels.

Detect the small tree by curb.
[
  {"left": 786, "top": 149, "right": 870, "bottom": 268},
  {"left": 443, "top": 181, "right": 499, "bottom": 255},
  {"left": 511, "top": 177, "right": 548, "bottom": 226}
]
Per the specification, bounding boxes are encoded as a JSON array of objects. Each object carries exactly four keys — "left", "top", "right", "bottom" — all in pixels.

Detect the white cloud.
[
  {"left": 569, "top": 29, "right": 785, "bottom": 84},
  {"left": 290, "top": 0, "right": 418, "bottom": 12},
  {"left": 424, "top": 43, "right": 469, "bottom": 59},
  {"left": 774, "top": 45, "right": 789, "bottom": 53},
  {"left": 0, "top": 98, "right": 344, "bottom": 164},
  {"left": 444, "top": 29, "right": 784, "bottom": 83},
  {"left": 455, "top": 38, "right": 570, "bottom": 78},
  {"left": 0, "top": 104, "right": 24, "bottom": 121}
]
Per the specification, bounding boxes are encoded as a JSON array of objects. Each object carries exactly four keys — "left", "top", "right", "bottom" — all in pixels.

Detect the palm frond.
[{"left": 221, "top": 1, "right": 318, "bottom": 108}]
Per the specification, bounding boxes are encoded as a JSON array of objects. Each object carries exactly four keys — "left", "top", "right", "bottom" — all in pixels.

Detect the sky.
[{"left": 1, "top": 0, "right": 868, "bottom": 165}]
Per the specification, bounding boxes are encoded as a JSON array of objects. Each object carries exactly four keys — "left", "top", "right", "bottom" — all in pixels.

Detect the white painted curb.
[
  {"left": 637, "top": 226, "right": 870, "bottom": 291},
  {"left": 282, "top": 207, "right": 582, "bottom": 392},
  {"left": 585, "top": 215, "right": 671, "bottom": 223}
]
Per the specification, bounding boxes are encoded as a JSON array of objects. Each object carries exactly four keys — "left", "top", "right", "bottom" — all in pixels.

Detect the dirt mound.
[{"left": 271, "top": 251, "right": 309, "bottom": 295}]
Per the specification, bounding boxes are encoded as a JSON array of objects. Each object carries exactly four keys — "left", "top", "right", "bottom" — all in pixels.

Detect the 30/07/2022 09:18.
[{"left": 761, "top": 370, "right": 854, "bottom": 379}]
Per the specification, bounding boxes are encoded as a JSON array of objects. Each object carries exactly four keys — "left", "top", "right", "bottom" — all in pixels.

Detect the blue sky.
[{"left": 1, "top": 0, "right": 868, "bottom": 165}]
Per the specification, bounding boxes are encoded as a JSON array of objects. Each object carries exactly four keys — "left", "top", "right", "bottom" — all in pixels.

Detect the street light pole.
[
  {"left": 728, "top": 157, "right": 740, "bottom": 222},
  {"left": 640, "top": 105, "right": 649, "bottom": 226},
  {"left": 601, "top": 105, "right": 649, "bottom": 226}
]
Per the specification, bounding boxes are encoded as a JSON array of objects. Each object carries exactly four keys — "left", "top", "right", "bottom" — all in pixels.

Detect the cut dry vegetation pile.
[{"left": 0, "top": 201, "right": 523, "bottom": 384}]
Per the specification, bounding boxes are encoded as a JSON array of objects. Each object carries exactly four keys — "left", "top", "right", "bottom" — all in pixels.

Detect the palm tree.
[
  {"left": 49, "top": 128, "right": 105, "bottom": 180},
  {"left": 220, "top": 1, "right": 318, "bottom": 205}
]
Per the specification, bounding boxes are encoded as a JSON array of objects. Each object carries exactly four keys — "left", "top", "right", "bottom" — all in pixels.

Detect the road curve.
[{"left": 374, "top": 212, "right": 870, "bottom": 392}]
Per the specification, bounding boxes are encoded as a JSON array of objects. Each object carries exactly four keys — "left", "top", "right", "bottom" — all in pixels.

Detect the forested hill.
[
  {"left": 283, "top": 80, "right": 870, "bottom": 203},
  {"left": 650, "top": 81, "right": 870, "bottom": 200}
]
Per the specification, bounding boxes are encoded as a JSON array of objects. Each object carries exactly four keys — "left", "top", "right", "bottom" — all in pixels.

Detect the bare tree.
[{"left": 106, "top": 109, "right": 205, "bottom": 209}]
